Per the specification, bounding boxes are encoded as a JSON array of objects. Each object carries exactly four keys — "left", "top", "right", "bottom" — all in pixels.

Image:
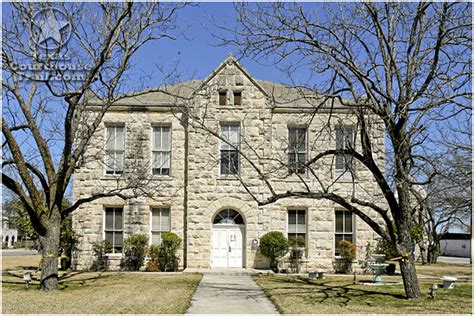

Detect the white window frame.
[
  {"left": 334, "top": 209, "right": 355, "bottom": 257},
  {"left": 149, "top": 207, "right": 171, "bottom": 245},
  {"left": 219, "top": 123, "right": 240, "bottom": 176},
  {"left": 286, "top": 209, "right": 307, "bottom": 244},
  {"left": 104, "top": 124, "right": 125, "bottom": 176},
  {"left": 151, "top": 124, "right": 172, "bottom": 176},
  {"left": 103, "top": 206, "right": 124, "bottom": 254},
  {"left": 288, "top": 127, "right": 308, "bottom": 175},
  {"left": 335, "top": 125, "right": 355, "bottom": 174}
]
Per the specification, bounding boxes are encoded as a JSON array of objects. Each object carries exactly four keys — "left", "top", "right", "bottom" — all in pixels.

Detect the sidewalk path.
[{"left": 186, "top": 274, "right": 279, "bottom": 314}]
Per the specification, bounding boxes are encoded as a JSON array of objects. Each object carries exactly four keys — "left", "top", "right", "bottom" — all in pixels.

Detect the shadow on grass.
[
  {"left": 2, "top": 270, "right": 116, "bottom": 290},
  {"left": 260, "top": 276, "right": 406, "bottom": 307}
]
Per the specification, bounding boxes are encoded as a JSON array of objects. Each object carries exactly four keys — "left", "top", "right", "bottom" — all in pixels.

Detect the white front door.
[{"left": 212, "top": 225, "right": 244, "bottom": 268}]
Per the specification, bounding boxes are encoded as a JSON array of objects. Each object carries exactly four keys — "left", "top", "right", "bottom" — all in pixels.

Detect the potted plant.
[
  {"left": 288, "top": 236, "right": 306, "bottom": 273},
  {"left": 288, "top": 236, "right": 305, "bottom": 259}
]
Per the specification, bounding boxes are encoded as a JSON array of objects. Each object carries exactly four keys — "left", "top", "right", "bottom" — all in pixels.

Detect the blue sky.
[{"left": 129, "top": 3, "right": 291, "bottom": 85}]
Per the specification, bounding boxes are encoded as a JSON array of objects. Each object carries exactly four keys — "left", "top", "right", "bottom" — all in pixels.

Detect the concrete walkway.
[{"left": 186, "top": 273, "right": 279, "bottom": 314}]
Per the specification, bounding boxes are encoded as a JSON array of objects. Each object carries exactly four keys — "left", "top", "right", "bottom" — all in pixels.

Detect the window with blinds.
[
  {"left": 335, "top": 209, "right": 354, "bottom": 256},
  {"left": 105, "top": 125, "right": 125, "bottom": 175},
  {"left": 220, "top": 123, "right": 240, "bottom": 175},
  {"left": 335, "top": 126, "right": 354, "bottom": 173},
  {"left": 288, "top": 127, "right": 307, "bottom": 174},
  {"left": 104, "top": 207, "right": 123, "bottom": 253},
  {"left": 152, "top": 125, "right": 171, "bottom": 175},
  {"left": 150, "top": 208, "right": 171, "bottom": 245},
  {"left": 288, "top": 209, "right": 306, "bottom": 241}
]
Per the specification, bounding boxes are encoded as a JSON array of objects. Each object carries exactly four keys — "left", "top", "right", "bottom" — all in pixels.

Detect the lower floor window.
[
  {"left": 105, "top": 207, "right": 123, "bottom": 253},
  {"left": 335, "top": 209, "right": 354, "bottom": 256},
  {"left": 288, "top": 209, "right": 306, "bottom": 246},
  {"left": 151, "top": 207, "right": 170, "bottom": 245}
]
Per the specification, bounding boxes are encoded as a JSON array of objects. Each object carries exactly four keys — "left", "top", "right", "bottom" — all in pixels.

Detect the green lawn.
[
  {"left": 254, "top": 275, "right": 472, "bottom": 314},
  {"left": 3, "top": 272, "right": 202, "bottom": 314}
]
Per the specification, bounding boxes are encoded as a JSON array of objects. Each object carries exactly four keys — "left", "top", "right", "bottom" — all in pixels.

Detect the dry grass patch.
[
  {"left": 415, "top": 262, "right": 472, "bottom": 278},
  {"left": 2, "top": 254, "right": 41, "bottom": 270},
  {"left": 3, "top": 272, "right": 202, "bottom": 314},
  {"left": 254, "top": 275, "right": 472, "bottom": 314}
]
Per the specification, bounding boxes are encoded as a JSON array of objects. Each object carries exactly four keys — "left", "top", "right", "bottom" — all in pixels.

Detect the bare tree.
[
  {"left": 2, "top": 2, "right": 188, "bottom": 291},
  {"left": 414, "top": 119, "right": 471, "bottom": 264},
  {"left": 208, "top": 2, "right": 471, "bottom": 299}
]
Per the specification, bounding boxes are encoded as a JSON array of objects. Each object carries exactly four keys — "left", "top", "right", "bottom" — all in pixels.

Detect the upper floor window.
[
  {"left": 105, "top": 125, "right": 125, "bottom": 175},
  {"left": 219, "top": 91, "right": 227, "bottom": 106},
  {"left": 150, "top": 207, "right": 170, "bottom": 245},
  {"left": 288, "top": 209, "right": 306, "bottom": 241},
  {"left": 220, "top": 123, "right": 240, "bottom": 175},
  {"left": 288, "top": 127, "right": 307, "bottom": 174},
  {"left": 335, "top": 209, "right": 354, "bottom": 256},
  {"left": 335, "top": 126, "right": 354, "bottom": 173},
  {"left": 152, "top": 125, "right": 171, "bottom": 176},
  {"left": 104, "top": 207, "right": 123, "bottom": 253},
  {"left": 233, "top": 91, "right": 242, "bottom": 106}
]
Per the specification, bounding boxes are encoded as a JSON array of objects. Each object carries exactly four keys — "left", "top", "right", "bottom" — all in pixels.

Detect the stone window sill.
[
  {"left": 217, "top": 175, "right": 241, "bottom": 181},
  {"left": 216, "top": 106, "right": 244, "bottom": 111},
  {"left": 150, "top": 175, "right": 174, "bottom": 181},
  {"left": 106, "top": 253, "right": 123, "bottom": 258}
]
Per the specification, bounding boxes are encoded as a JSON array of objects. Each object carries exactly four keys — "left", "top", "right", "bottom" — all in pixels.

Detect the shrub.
[
  {"left": 91, "top": 240, "right": 112, "bottom": 271},
  {"left": 59, "top": 215, "right": 78, "bottom": 270},
  {"left": 158, "top": 232, "right": 182, "bottom": 272},
  {"left": 360, "top": 242, "right": 374, "bottom": 274},
  {"left": 145, "top": 261, "right": 160, "bottom": 272},
  {"left": 146, "top": 244, "right": 161, "bottom": 271},
  {"left": 334, "top": 240, "right": 357, "bottom": 273},
  {"left": 375, "top": 238, "right": 398, "bottom": 259},
  {"left": 120, "top": 234, "right": 149, "bottom": 271},
  {"left": 259, "top": 231, "right": 289, "bottom": 271}
]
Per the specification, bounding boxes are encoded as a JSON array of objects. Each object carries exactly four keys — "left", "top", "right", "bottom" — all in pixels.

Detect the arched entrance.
[{"left": 211, "top": 209, "right": 245, "bottom": 268}]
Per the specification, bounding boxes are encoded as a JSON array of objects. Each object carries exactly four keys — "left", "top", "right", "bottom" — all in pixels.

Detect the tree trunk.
[
  {"left": 38, "top": 210, "right": 61, "bottom": 291},
  {"left": 419, "top": 244, "right": 427, "bottom": 265},
  {"left": 427, "top": 243, "right": 439, "bottom": 264},
  {"left": 399, "top": 255, "right": 421, "bottom": 299}
]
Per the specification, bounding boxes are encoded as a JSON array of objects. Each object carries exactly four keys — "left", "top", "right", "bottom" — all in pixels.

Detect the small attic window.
[
  {"left": 219, "top": 91, "right": 227, "bottom": 105},
  {"left": 233, "top": 91, "right": 241, "bottom": 106}
]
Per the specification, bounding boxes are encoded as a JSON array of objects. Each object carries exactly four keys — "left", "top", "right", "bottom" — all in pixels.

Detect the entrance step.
[{"left": 183, "top": 267, "right": 274, "bottom": 276}]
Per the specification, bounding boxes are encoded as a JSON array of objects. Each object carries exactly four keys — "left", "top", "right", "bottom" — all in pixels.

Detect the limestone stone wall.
[
  {"left": 72, "top": 56, "right": 386, "bottom": 271},
  {"left": 72, "top": 111, "right": 186, "bottom": 270}
]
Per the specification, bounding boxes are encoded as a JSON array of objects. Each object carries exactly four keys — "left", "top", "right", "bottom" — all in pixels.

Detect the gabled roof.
[
  {"left": 88, "top": 54, "right": 350, "bottom": 109},
  {"left": 192, "top": 52, "right": 270, "bottom": 99}
]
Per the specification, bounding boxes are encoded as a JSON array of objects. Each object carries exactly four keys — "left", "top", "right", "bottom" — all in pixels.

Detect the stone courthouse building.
[{"left": 72, "top": 54, "right": 385, "bottom": 271}]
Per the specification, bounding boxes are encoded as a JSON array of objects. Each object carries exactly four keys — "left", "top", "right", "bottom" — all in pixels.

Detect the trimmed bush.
[
  {"left": 120, "top": 234, "right": 149, "bottom": 271},
  {"left": 147, "top": 244, "right": 160, "bottom": 271},
  {"left": 259, "top": 231, "right": 289, "bottom": 271},
  {"left": 158, "top": 232, "right": 182, "bottom": 272},
  {"left": 91, "top": 240, "right": 112, "bottom": 271}
]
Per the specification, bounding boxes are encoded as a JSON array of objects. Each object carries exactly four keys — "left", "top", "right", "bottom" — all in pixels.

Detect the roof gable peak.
[{"left": 193, "top": 53, "right": 269, "bottom": 98}]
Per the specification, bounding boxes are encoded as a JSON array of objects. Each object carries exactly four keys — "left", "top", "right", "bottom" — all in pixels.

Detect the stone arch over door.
[{"left": 207, "top": 197, "right": 253, "bottom": 268}]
